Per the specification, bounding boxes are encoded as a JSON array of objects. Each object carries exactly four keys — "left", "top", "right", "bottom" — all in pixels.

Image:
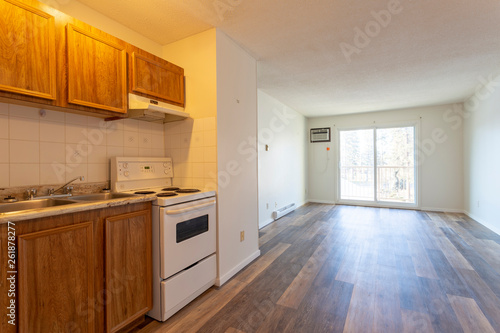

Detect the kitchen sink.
[
  {"left": 0, "top": 198, "right": 78, "bottom": 214},
  {"left": 70, "top": 193, "right": 137, "bottom": 201}
]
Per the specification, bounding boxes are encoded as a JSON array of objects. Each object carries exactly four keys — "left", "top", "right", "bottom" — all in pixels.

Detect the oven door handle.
[{"left": 165, "top": 199, "right": 216, "bottom": 215}]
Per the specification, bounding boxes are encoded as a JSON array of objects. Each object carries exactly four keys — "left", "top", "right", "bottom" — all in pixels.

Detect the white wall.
[
  {"left": 215, "top": 30, "right": 260, "bottom": 285},
  {"left": 464, "top": 79, "right": 500, "bottom": 235},
  {"left": 308, "top": 104, "right": 464, "bottom": 212},
  {"left": 257, "top": 91, "right": 307, "bottom": 228}
]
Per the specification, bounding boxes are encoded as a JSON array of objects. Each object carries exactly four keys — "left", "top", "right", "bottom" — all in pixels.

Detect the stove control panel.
[{"left": 111, "top": 157, "right": 174, "bottom": 192}]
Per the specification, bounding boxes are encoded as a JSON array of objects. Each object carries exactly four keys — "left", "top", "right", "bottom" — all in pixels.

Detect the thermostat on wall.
[{"left": 310, "top": 128, "right": 331, "bottom": 143}]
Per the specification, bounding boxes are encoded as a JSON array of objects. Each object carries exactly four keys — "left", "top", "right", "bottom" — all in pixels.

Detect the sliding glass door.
[{"left": 339, "top": 126, "right": 416, "bottom": 205}]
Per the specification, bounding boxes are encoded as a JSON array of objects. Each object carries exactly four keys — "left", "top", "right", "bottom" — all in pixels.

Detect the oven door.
[{"left": 160, "top": 197, "right": 216, "bottom": 279}]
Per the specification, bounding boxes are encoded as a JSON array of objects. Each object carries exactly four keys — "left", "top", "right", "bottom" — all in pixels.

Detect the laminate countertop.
[{"left": 0, "top": 194, "right": 157, "bottom": 224}]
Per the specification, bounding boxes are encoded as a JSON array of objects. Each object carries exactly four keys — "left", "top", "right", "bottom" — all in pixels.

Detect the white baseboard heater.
[{"left": 272, "top": 203, "right": 296, "bottom": 220}]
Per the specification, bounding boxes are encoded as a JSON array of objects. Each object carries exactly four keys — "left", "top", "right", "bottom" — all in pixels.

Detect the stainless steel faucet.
[
  {"left": 25, "top": 188, "right": 37, "bottom": 200},
  {"left": 49, "top": 176, "right": 85, "bottom": 196}
]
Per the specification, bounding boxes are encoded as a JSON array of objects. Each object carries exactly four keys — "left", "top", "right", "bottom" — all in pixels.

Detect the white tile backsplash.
[
  {"left": 10, "top": 140, "right": 39, "bottom": 163},
  {"left": 64, "top": 163, "right": 88, "bottom": 183},
  {"left": 191, "top": 132, "right": 203, "bottom": 148},
  {"left": 0, "top": 164, "right": 9, "bottom": 187},
  {"left": 40, "top": 120, "right": 65, "bottom": 143},
  {"left": 0, "top": 115, "right": 8, "bottom": 139},
  {"left": 151, "top": 134, "right": 164, "bottom": 149},
  {"left": 0, "top": 139, "right": 9, "bottom": 163},
  {"left": 124, "top": 131, "right": 139, "bottom": 147},
  {"left": 122, "top": 119, "right": 139, "bottom": 132},
  {"left": 65, "top": 113, "right": 88, "bottom": 125},
  {"left": 65, "top": 124, "right": 88, "bottom": 143},
  {"left": 0, "top": 103, "right": 8, "bottom": 116},
  {"left": 0, "top": 103, "right": 166, "bottom": 188},
  {"left": 203, "top": 117, "right": 216, "bottom": 131},
  {"left": 151, "top": 148, "right": 164, "bottom": 157},
  {"left": 139, "top": 148, "right": 152, "bottom": 157},
  {"left": 87, "top": 146, "right": 107, "bottom": 164},
  {"left": 40, "top": 109, "right": 65, "bottom": 123},
  {"left": 107, "top": 129, "right": 124, "bottom": 146},
  {"left": 151, "top": 122, "right": 163, "bottom": 135},
  {"left": 40, "top": 142, "right": 65, "bottom": 164},
  {"left": 40, "top": 163, "right": 63, "bottom": 185},
  {"left": 10, "top": 117, "right": 39, "bottom": 141},
  {"left": 10, "top": 164, "right": 39, "bottom": 186},
  {"left": 204, "top": 130, "right": 217, "bottom": 147},
  {"left": 88, "top": 164, "right": 107, "bottom": 182},
  {"left": 204, "top": 146, "right": 217, "bottom": 163},
  {"left": 107, "top": 146, "right": 124, "bottom": 159},
  {"left": 138, "top": 121, "right": 152, "bottom": 133},
  {"left": 9, "top": 104, "right": 39, "bottom": 119},
  {"left": 0, "top": 103, "right": 224, "bottom": 190},
  {"left": 65, "top": 143, "right": 88, "bottom": 167},
  {"left": 139, "top": 133, "right": 152, "bottom": 148},
  {"left": 123, "top": 147, "right": 139, "bottom": 157},
  {"left": 164, "top": 117, "right": 218, "bottom": 190}
]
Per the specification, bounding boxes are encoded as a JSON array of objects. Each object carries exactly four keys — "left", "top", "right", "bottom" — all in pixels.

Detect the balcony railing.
[{"left": 340, "top": 166, "right": 415, "bottom": 203}]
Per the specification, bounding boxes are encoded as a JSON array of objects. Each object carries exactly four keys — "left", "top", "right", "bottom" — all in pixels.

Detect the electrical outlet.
[
  {"left": 266, "top": 203, "right": 269, "bottom": 209},
  {"left": 477, "top": 200, "right": 480, "bottom": 208},
  {"left": 275, "top": 202, "right": 277, "bottom": 208},
  {"left": 240, "top": 231, "right": 245, "bottom": 242}
]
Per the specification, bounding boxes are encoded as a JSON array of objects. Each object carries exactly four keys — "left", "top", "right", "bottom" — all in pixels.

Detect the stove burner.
[
  {"left": 134, "top": 191, "right": 156, "bottom": 195},
  {"left": 157, "top": 192, "right": 178, "bottom": 197},
  {"left": 176, "top": 188, "right": 201, "bottom": 193},
  {"left": 162, "top": 187, "right": 180, "bottom": 191}
]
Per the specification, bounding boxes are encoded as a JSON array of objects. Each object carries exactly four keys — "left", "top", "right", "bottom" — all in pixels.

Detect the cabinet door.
[
  {"left": 18, "top": 222, "right": 94, "bottom": 333},
  {"left": 105, "top": 209, "right": 152, "bottom": 333},
  {"left": 131, "top": 52, "right": 184, "bottom": 106},
  {"left": 0, "top": 0, "right": 57, "bottom": 100},
  {"left": 67, "top": 24, "right": 127, "bottom": 113}
]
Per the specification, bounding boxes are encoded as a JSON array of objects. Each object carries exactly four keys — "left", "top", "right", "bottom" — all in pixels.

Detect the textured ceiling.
[{"left": 74, "top": 0, "right": 500, "bottom": 116}]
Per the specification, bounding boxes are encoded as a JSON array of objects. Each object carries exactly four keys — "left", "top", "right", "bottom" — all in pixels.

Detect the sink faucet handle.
[
  {"left": 48, "top": 188, "right": 54, "bottom": 195},
  {"left": 25, "top": 188, "right": 37, "bottom": 200}
]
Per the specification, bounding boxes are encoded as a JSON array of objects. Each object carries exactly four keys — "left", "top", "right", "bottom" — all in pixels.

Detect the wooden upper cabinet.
[
  {"left": 0, "top": 0, "right": 57, "bottom": 100},
  {"left": 131, "top": 52, "right": 185, "bottom": 106},
  {"left": 18, "top": 222, "right": 95, "bottom": 333},
  {"left": 66, "top": 24, "right": 127, "bottom": 113},
  {"left": 105, "top": 209, "right": 152, "bottom": 333}
]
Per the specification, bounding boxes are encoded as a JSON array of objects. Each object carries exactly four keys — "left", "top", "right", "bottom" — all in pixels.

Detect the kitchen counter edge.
[{"left": 0, "top": 195, "right": 157, "bottom": 224}]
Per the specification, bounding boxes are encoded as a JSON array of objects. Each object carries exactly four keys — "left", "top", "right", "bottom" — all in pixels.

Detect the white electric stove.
[{"left": 111, "top": 157, "right": 217, "bottom": 322}]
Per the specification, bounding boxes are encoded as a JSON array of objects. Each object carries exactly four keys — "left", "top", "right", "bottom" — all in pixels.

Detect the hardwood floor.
[{"left": 132, "top": 204, "right": 500, "bottom": 333}]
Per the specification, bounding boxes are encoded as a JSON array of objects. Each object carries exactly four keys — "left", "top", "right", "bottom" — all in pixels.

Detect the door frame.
[{"left": 335, "top": 120, "right": 421, "bottom": 209}]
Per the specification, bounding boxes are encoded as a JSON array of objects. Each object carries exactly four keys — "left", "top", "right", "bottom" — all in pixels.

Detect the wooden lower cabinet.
[
  {"left": 0, "top": 202, "right": 152, "bottom": 333},
  {"left": 18, "top": 222, "right": 95, "bottom": 333},
  {"left": 105, "top": 210, "right": 152, "bottom": 333}
]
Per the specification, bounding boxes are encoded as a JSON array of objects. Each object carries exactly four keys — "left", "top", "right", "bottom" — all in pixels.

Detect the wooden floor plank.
[
  {"left": 407, "top": 240, "right": 439, "bottom": 279},
  {"left": 235, "top": 242, "right": 290, "bottom": 284},
  {"left": 441, "top": 227, "right": 500, "bottom": 298},
  {"left": 448, "top": 295, "right": 496, "bottom": 333},
  {"left": 456, "top": 268, "right": 500, "bottom": 332},
  {"left": 277, "top": 228, "right": 336, "bottom": 309},
  {"left": 132, "top": 205, "right": 500, "bottom": 333},
  {"left": 418, "top": 277, "right": 464, "bottom": 333},
  {"left": 430, "top": 228, "right": 474, "bottom": 270},
  {"left": 401, "top": 309, "right": 435, "bottom": 333},
  {"left": 373, "top": 264, "right": 403, "bottom": 332}
]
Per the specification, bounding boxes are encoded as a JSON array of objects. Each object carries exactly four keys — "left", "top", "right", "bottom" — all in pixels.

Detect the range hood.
[{"left": 127, "top": 94, "right": 189, "bottom": 123}]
